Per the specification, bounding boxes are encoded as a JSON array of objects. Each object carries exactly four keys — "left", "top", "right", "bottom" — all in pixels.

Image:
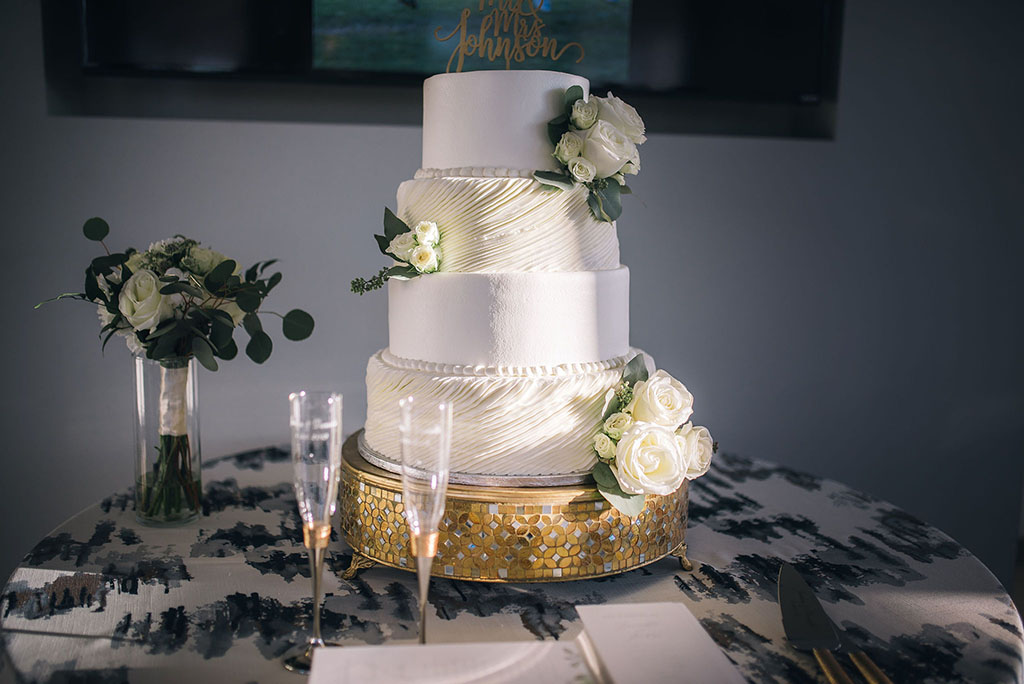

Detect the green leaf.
[
  {"left": 597, "top": 182, "right": 622, "bottom": 222},
  {"left": 282, "top": 309, "right": 315, "bottom": 341},
  {"left": 204, "top": 259, "right": 236, "bottom": 294},
  {"left": 203, "top": 308, "right": 235, "bottom": 328},
  {"left": 236, "top": 289, "right": 261, "bottom": 313},
  {"left": 100, "top": 327, "right": 120, "bottom": 353},
  {"left": 597, "top": 487, "right": 646, "bottom": 517},
  {"left": 587, "top": 190, "right": 606, "bottom": 222},
  {"left": 564, "top": 85, "right": 584, "bottom": 110},
  {"left": 257, "top": 259, "right": 278, "bottom": 276},
  {"left": 245, "top": 331, "right": 273, "bottom": 364},
  {"left": 385, "top": 264, "right": 420, "bottom": 279},
  {"left": 147, "top": 319, "right": 179, "bottom": 339},
  {"left": 34, "top": 292, "right": 86, "bottom": 309},
  {"left": 622, "top": 354, "right": 649, "bottom": 386},
  {"left": 619, "top": 184, "right": 632, "bottom": 195},
  {"left": 374, "top": 233, "right": 392, "bottom": 256},
  {"left": 602, "top": 394, "right": 622, "bottom": 422},
  {"left": 533, "top": 171, "right": 575, "bottom": 191},
  {"left": 159, "top": 282, "right": 204, "bottom": 298},
  {"left": 242, "top": 312, "right": 263, "bottom": 337},
  {"left": 209, "top": 318, "right": 233, "bottom": 348},
  {"left": 91, "top": 253, "right": 128, "bottom": 274},
  {"left": 215, "top": 337, "right": 238, "bottom": 360},
  {"left": 84, "top": 268, "right": 102, "bottom": 301},
  {"left": 83, "top": 217, "right": 109, "bottom": 241},
  {"left": 592, "top": 462, "right": 620, "bottom": 490},
  {"left": 191, "top": 337, "right": 218, "bottom": 371},
  {"left": 547, "top": 114, "right": 569, "bottom": 146},
  {"left": 265, "top": 272, "right": 282, "bottom": 292},
  {"left": 383, "top": 207, "right": 409, "bottom": 240}
]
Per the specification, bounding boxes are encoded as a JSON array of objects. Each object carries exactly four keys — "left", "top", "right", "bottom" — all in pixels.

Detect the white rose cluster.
[
  {"left": 552, "top": 91, "right": 645, "bottom": 184},
  {"left": 593, "top": 365, "right": 714, "bottom": 500},
  {"left": 387, "top": 220, "right": 442, "bottom": 274}
]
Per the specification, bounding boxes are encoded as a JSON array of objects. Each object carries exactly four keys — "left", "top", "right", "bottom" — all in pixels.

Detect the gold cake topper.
[{"left": 435, "top": 1, "right": 585, "bottom": 73}]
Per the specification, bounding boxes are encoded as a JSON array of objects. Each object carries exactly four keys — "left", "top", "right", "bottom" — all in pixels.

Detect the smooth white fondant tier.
[
  {"left": 389, "top": 267, "right": 629, "bottom": 367},
  {"left": 422, "top": 70, "right": 588, "bottom": 171},
  {"left": 364, "top": 349, "right": 643, "bottom": 476},
  {"left": 398, "top": 175, "right": 617, "bottom": 272}
]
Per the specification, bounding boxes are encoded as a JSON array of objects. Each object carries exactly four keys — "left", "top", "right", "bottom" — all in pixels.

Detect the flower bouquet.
[
  {"left": 41, "top": 218, "right": 315, "bottom": 524},
  {"left": 591, "top": 355, "right": 715, "bottom": 516}
]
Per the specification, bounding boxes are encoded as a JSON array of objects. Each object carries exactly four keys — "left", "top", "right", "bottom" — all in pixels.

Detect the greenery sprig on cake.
[
  {"left": 534, "top": 86, "right": 646, "bottom": 222},
  {"left": 351, "top": 208, "right": 443, "bottom": 294},
  {"left": 592, "top": 354, "right": 715, "bottom": 516},
  {"left": 39, "top": 218, "right": 315, "bottom": 368}
]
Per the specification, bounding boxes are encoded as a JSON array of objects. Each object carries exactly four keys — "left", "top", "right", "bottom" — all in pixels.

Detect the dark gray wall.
[{"left": 2, "top": 0, "right": 1022, "bottom": 588}]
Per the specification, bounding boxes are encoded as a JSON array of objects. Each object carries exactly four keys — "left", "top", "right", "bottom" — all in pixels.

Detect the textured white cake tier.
[
  {"left": 422, "top": 70, "right": 589, "bottom": 171},
  {"left": 397, "top": 175, "right": 617, "bottom": 272},
  {"left": 389, "top": 267, "right": 629, "bottom": 367},
  {"left": 364, "top": 349, "right": 643, "bottom": 476}
]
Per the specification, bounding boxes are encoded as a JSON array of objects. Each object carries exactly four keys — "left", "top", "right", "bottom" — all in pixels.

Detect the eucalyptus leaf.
[
  {"left": 597, "top": 486, "right": 646, "bottom": 517},
  {"left": 257, "top": 259, "right": 278, "bottom": 275},
  {"left": 385, "top": 264, "right": 420, "bottom": 279},
  {"left": 242, "top": 312, "right": 263, "bottom": 336},
  {"left": 83, "top": 268, "right": 102, "bottom": 301},
  {"left": 547, "top": 116, "right": 570, "bottom": 147},
  {"left": 602, "top": 395, "right": 622, "bottom": 422},
  {"left": 191, "top": 337, "right": 218, "bottom": 371},
  {"left": 533, "top": 171, "right": 575, "bottom": 191},
  {"left": 216, "top": 337, "right": 238, "bottom": 360},
  {"left": 204, "top": 259, "right": 236, "bottom": 293},
  {"left": 596, "top": 182, "right": 622, "bottom": 222},
  {"left": 563, "top": 85, "right": 584, "bottom": 109},
  {"left": 622, "top": 353, "right": 649, "bottom": 386},
  {"left": 236, "top": 289, "right": 261, "bottom": 313},
  {"left": 591, "top": 461, "right": 621, "bottom": 490},
  {"left": 147, "top": 319, "right": 179, "bottom": 339},
  {"left": 100, "top": 327, "right": 119, "bottom": 353},
  {"left": 209, "top": 318, "right": 233, "bottom": 348},
  {"left": 203, "top": 309, "right": 234, "bottom": 328},
  {"left": 282, "top": 309, "right": 315, "bottom": 341},
  {"left": 245, "top": 331, "right": 273, "bottom": 364},
  {"left": 619, "top": 184, "right": 632, "bottom": 195},
  {"left": 34, "top": 292, "right": 86, "bottom": 309},
  {"left": 83, "top": 217, "right": 109, "bottom": 242},
  {"left": 266, "top": 272, "right": 282, "bottom": 292},
  {"left": 383, "top": 207, "right": 409, "bottom": 240},
  {"left": 586, "top": 191, "right": 607, "bottom": 222},
  {"left": 374, "top": 233, "right": 392, "bottom": 256}
]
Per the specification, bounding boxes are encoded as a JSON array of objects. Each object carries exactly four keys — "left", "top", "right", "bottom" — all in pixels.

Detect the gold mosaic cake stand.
[{"left": 339, "top": 431, "right": 690, "bottom": 582}]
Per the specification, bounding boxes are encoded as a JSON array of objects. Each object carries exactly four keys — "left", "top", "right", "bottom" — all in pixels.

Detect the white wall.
[{"left": 2, "top": 0, "right": 1022, "bottom": 586}]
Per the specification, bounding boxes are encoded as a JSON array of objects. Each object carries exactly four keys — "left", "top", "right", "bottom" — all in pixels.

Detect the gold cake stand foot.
[
  {"left": 669, "top": 542, "right": 692, "bottom": 571},
  {"left": 340, "top": 552, "right": 378, "bottom": 580}
]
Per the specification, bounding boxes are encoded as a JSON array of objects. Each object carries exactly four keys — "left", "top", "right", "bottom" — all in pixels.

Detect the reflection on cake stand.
[{"left": 339, "top": 431, "right": 690, "bottom": 583}]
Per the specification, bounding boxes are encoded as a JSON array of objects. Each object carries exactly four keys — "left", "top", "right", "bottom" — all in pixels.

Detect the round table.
[{"left": 1, "top": 447, "right": 1020, "bottom": 683}]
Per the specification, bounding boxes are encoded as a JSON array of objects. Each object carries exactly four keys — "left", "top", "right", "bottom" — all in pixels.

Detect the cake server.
[{"left": 777, "top": 562, "right": 893, "bottom": 684}]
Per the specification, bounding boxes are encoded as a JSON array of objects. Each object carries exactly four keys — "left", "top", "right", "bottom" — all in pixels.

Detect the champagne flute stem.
[
  {"left": 309, "top": 546, "right": 326, "bottom": 647},
  {"left": 416, "top": 553, "right": 432, "bottom": 645}
]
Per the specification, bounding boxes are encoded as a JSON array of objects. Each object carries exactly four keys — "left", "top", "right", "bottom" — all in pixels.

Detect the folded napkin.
[{"left": 309, "top": 602, "right": 745, "bottom": 684}]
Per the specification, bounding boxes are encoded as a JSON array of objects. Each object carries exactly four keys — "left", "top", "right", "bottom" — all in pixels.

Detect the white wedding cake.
[
  {"left": 361, "top": 69, "right": 645, "bottom": 478},
  {"left": 356, "top": 68, "right": 714, "bottom": 505}
]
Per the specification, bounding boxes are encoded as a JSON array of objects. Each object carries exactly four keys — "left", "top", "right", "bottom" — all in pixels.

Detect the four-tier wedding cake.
[{"left": 356, "top": 69, "right": 712, "bottom": 509}]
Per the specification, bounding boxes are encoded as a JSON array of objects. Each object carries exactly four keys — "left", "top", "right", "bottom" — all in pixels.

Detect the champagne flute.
[
  {"left": 284, "top": 390, "right": 343, "bottom": 674},
  {"left": 398, "top": 396, "right": 452, "bottom": 645}
]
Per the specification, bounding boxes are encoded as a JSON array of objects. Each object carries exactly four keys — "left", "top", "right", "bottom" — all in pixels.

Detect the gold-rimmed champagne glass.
[
  {"left": 398, "top": 396, "right": 452, "bottom": 645},
  {"left": 283, "top": 390, "right": 343, "bottom": 674}
]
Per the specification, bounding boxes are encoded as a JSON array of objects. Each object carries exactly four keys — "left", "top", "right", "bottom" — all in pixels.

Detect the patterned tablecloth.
[{"left": 1, "top": 447, "right": 1021, "bottom": 684}]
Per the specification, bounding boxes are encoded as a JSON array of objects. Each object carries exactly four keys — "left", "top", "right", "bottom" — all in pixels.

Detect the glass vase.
[{"left": 133, "top": 354, "right": 202, "bottom": 526}]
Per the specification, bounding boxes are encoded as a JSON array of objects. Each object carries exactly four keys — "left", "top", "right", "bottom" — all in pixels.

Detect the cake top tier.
[{"left": 422, "top": 70, "right": 589, "bottom": 172}]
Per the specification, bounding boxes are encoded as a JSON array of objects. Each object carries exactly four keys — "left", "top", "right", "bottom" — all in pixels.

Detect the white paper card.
[
  {"left": 308, "top": 639, "right": 593, "bottom": 684},
  {"left": 576, "top": 602, "right": 746, "bottom": 684}
]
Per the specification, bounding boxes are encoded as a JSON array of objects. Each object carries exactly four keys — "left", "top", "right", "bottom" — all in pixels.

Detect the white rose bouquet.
[
  {"left": 351, "top": 208, "right": 443, "bottom": 294},
  {"left": 40, "top": 217, "right": 316, "bottom": 519},
  {"left": 590, "top": 355, "right": 715, "bottom": 516},
  {"left": 534, "top": 86, "right": 646, "bottom": 223}
]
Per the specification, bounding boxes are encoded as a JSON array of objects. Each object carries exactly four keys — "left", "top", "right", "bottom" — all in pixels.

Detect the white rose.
[
  {"left": 567, "top": 156, "right": 597, "bottom": 183},
  {"left": 582, "top": 120, "right": 638, "bottom": 179},
  {"left": 409, "top": 244, "right": 440, "bottom": 273},
  {"left": 570, "top": 98, "right": 599, "bottom": 130},
  {"left": 125, "top": 252, "right": 145, "bottom": 273},
  {"left": 595, "top": 92, "right": 646, "bottom": 144},
  {"left": 183, "top": 245, "right": 229, "bottom": 276},
  {"left": 554, "top": 131, "right": 584, "bottom": 165},
  {"left": 593, "top": 432, "right": 616, "bottom": 461},
  {"left": 386, "top": 232, "right": 418, "bottom": 262},
  {"left": 118, "top": 269, "right": 177, "bottom": 333},
  {"left": 677, "top": 423, "right": 714, "bottom": 480},
  {"left": 613, "top": 423, "right": 686, "bottom": 496},
  {"left": 413, "top": 220, "right": 440, "bottom": 247},
  {"left": 626, "top": 369, "right": 694, "bottom": 428},
  {"left": 621, "top": 158, "right": 640, "bottom": 176},
  {"left": 603, "top": 412, "right": 633, "bottom": 440}
]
